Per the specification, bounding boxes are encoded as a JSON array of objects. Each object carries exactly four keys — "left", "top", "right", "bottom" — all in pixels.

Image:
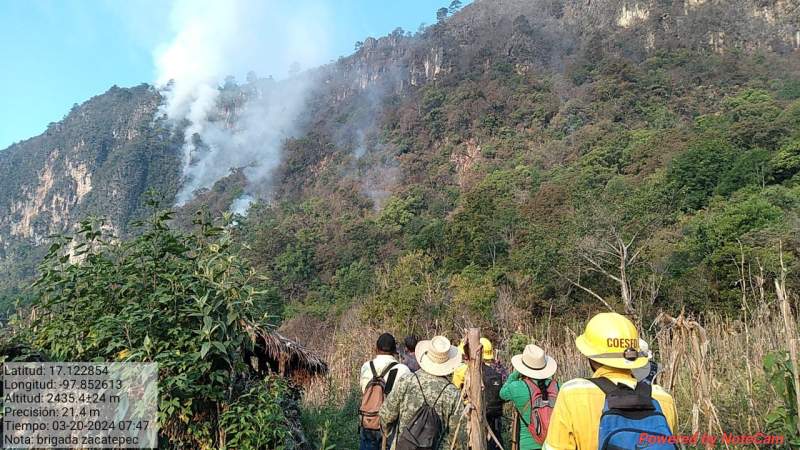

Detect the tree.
[
  {"left": 363, "top": 251, "right": 444, "bottom": 334},
  {"left": 770, "top": 138, "right": 800, "bottom": 182},
  {"left": 436, "top": 7, "right": 449, "bottom": 23},
  {"left": 667, "top": 138, "right": 735, "bottom": 211},
  {"left": 390, "top": 27, "right": 405, "bottom": 39},
  {"left": 559, "top": 179, "right": 669, "bottom": 314},
  {"left": 723, "top": 89, "right": 785, "bottom": 150},
  {"left": 449, "top": 0, "right": 463, "bottom": 14},
  {"left": 354, "top": 40, "right": 364, "bottom": 51},
  {"left": 446, "top": 167, "right": 533, "bottom": 268}
]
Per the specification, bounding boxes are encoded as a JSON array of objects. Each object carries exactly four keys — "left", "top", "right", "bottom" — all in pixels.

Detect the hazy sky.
[{"left": 0, "top": 0, "right": 463, "bottom": 150}]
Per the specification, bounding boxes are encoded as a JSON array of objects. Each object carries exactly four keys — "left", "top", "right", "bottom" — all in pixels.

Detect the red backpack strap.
[
  {"left": 545, "top": 377, "right": 559, "bottom": 405},
  {"left": 519, "top": 378, "right": 540, "bottom": 427}
]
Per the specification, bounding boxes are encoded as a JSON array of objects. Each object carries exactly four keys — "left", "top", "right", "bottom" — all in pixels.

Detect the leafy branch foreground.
[{"left": 2, "top": 207, "right": 300, "bottom": 449}]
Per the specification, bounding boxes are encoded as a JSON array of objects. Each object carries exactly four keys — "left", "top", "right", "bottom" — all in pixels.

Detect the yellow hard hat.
[
  {"left": 457, "top": 338, "right": 494, "bottom": 360},
  {"left": 575, "top": 313, "right": 649, "bottom": 369},
  {"left": 480, "top": 337, "right": 494, "bottom": 360}
]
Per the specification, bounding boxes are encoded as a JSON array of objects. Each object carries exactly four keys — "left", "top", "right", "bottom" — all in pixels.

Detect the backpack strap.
[
  {"left": 431, "top": 379, "right": 451, "bottom": 407},
  {"left": 519, "top": 378, "right": 538, "bottom": 428},
  {"left": 413, "top": 374, "right": 451, "bottom": 408},
  {"left": 588, "top": 377, "right": 618, "bottom": 395},
  {"left": 384, "top": 364, "right": 399, "bottom": 394},
  {"left": 415, "top": 374, "right": 430, "bottom": 406},
  {"left": 379, "top": 362, "right": 398, "bottom": 379},
  {"left": 370, "top": 361, "right": 378, "bottom": 380},
  {"left": 589, "top": 377, "right": 656, "bottom": 415},
  {"left": 633, "top": 379, "right": 653, "bottom": 398}
]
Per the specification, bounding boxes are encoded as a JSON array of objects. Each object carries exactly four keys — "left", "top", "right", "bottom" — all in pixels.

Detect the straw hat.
[
  {"left": 511, "top": 344, "right": 557, "bottom": 379},
  {"left": 416, "top": 336, "right": 463, "bottom": 376}
]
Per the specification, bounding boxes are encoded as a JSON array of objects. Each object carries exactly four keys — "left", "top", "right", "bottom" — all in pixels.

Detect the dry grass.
[{"left": 300, "top": 293, "right": 797, "bottom": 439}]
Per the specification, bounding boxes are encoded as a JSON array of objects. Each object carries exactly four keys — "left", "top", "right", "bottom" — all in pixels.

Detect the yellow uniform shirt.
[
  {"left": 543, "top": 366, "right": 677, "bottom": 450},
  {"left": 452, "top": 363, "right": 467, "bottom": 389}
]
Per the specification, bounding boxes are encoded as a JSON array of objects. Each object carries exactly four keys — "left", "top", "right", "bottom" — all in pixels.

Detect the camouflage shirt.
[{"left": 380, "top": 369, "right": 467, "bottom": 450}]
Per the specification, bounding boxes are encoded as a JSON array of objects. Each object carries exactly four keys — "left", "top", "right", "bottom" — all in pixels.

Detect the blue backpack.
[{"left": 589, "top": 378, "right": 676, "bottom": 450}]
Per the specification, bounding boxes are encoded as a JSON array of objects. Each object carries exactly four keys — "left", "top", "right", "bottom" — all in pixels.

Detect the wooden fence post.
[
  {"left": 467, "top": 328, "right": 487, "bottom": 450},
  {"left": 510, "top": 409, "right": 520, "bottom": 450}
]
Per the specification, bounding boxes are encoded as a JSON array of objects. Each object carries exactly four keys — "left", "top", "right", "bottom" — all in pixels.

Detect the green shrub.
[
  {"left": 8, "top": 205, "right": 288, "bottom": 448},
  {"left": 219, "top": 377, "right": 291, "bottom": 449},
  {"left": 764, "top": 351, "right": 800, "bottom": 448},
  {"left": 301, "top": 391, "right": 360, "bottom": 450},
  {"left": 667, "top": 138, "right": 735, "bottom": 211}
]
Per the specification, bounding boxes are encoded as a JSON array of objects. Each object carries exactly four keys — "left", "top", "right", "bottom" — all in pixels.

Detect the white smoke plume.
[{"left": 154, "top": 0, "right": 330, "bottom": 208}]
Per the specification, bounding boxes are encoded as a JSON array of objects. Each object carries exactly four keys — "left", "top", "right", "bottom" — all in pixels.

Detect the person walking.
[
  {"left": 402, "top": 335, "right": 421, "bottom": 372},
  {"left": 501, "top": 344, "right": 559, "bottom": 450},
  {"left": 452, "top": 337, "right": 506, "bottom": 450},
  {"left": 380, "top": 336, "right": 467, "bottom": 450},
  {"left": 452, "top": 337, "right": 507, "bottom": 389},
  {"left": 359, "top": 333, "right": 411, "bottom": 450},
  {"left": 543, "top": 313, "right": 677, "bottom": 450}
]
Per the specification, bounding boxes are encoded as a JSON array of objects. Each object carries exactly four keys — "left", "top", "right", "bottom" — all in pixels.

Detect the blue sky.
[{"left": 0, "top": 0, "right": 464, "bottom": 150}]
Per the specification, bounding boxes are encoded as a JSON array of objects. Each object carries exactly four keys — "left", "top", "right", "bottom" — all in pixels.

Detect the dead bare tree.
[
  {"left": 558, "top": 183, "right": 669, "bottom": 313},
  {"left": 578, "top": 226, "right": 643, "bottom": 313}
]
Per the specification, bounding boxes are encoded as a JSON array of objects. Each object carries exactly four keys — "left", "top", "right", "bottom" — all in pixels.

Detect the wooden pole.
[
  {"left": 467, "top": 328, "right": 487, "bottom": 450},
  {"left": 510, "top": 409, "right": 520, "bottom": 450}
]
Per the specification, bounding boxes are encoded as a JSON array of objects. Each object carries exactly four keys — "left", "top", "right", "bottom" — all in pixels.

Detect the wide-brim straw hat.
[
  {"left": 416, "top": 336, "right": 463, "bottom": 376},
  {"left": 511, "top": 344, "right": 557, "bottom": 379}
]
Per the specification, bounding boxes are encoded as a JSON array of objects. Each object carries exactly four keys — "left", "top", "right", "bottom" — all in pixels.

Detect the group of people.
[{"left": 358, "top": 313, "right": 677, "bottom": 450}]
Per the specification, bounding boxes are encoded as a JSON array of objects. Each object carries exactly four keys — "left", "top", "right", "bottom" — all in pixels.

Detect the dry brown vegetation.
[{"left": 300, "top": 289, "right": 799, "bottom": 440}]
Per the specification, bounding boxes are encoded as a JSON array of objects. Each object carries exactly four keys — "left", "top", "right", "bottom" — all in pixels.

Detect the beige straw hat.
[
  {"left": 416, "top": 336, "right": 463, "bottom": 376},
  {"left": 511, "top": 344, "right": 557, "bottom": 379}
]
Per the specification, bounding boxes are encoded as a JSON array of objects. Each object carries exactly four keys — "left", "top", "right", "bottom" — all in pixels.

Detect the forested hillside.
[{"left": 237, "top": 0, "right": 800, "bottom": 336}]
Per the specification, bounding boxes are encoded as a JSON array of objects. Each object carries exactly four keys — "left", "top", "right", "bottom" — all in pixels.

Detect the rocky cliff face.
[
  {"left": 0, "top": 85, "right": 182, "bottom": 301},
  {"left": 321, "top": 0, "right": 799, "bottom": 98},
  {"left": 0, "top": 85, "right": 180, "bottom": 245}
]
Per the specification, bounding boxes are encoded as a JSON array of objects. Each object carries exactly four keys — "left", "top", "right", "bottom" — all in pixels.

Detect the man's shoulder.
[
  {"left": 559, "top": 377, "right": 601, "bottom": 393},
  {"left": 417, "top": 373, "right": 455, "bottom": 390},
  {"left": 651, "top": 383, "right": 675, "bottom": 404},
  {"left": 557, "top": 377, "right": 675, "bottom": 406}
]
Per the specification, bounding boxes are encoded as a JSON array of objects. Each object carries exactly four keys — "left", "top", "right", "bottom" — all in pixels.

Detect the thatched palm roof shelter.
[{"left": 244, "top": 323, "right": 328, "bottom": 386}]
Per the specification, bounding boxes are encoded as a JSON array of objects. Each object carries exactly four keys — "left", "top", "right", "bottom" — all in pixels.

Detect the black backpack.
[
  {"left": 483, "top": 364, "right": 504, "bottom": 418},
  {"left": 396, "top": 375, "right": 450, "bottom": 450}
]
